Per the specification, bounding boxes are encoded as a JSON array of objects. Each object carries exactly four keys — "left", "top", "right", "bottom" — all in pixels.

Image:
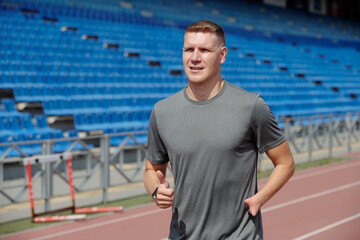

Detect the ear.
[{"left": 220, "top": 46, "right": 227, "bottom": 64}]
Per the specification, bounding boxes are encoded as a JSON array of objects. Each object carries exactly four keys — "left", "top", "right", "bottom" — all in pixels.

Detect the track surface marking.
[{"left": 2, "top": 159, "right": 359, "bottom": 240}]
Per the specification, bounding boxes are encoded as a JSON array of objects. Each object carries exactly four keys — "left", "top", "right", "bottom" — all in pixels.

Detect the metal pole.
[
  {"left": 308, "top": 117, "right": 313, "bottom": 162},
  {"left": 328, "top": 114, "right": 333, "bottom": 159},
  {"left": 136, "top": 148, "right": 142, "bottom": 168},
  {"left": 86, "top": 153, "right": 91, "bottom": 177},
  {"left": 26, "top": 161, "right": 36, "bottom": 220},
  {"left": 100, "top": 135, "right": 110, "bottom": 203},
  {"left": 283, "top": 116, "right": 294, "bottom": 155},
  {"left": 67, "top": 155, "right": 76, "bottom": 213},
  {"left": 346, "top": 113, "right": 352, "bottom": 153},
  {"left": 0, "top": 159, "right": 3, "bottom": 192},
  {"left": 119, "top": 149, "right": 124, "bottom": 169},
  {"left": 42, "top": 141, "right": 53, "bottom": 212}
]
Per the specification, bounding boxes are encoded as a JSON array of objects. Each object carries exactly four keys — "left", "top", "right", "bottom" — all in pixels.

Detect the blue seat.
[
  {"left": 1, "top": 0, "right": 359, "bottom": 147},
  {"left": 34, "top": 114, "right": 49, "bottom": 128},
  {"left": 2, "top": 99, "right": 18, "bottom": 114},
  {"left": 19, "top": 114, "right": 35, "bottom": 132},
  {"left": 23, "top": 133, "right": 43, "bottom": 155},
  {"left": 2, "top": 116, "right": 21, "bottom": 132}
]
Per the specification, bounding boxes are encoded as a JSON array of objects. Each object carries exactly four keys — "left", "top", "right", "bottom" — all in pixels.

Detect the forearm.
[
  {"left": 143, "top": 159, "right": 168, "bottom": 196},
  {"left": 144, "top": 168, "right": 161, "bottom": 195},
  {"left": 255, "top": 162, "right": 294, "bottom": 207},
  {"left": 144, "top": 159, "right": 174, "bottom": 209},
  {"left": 256, "top": 140, "right": 295, "bottom": 206},
  {"left": 245, "top": 141, "right": 295, "bottom": 216}
]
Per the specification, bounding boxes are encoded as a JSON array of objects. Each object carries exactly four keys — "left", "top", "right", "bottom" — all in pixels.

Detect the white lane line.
[
  {"left": 26, "top": 161, "right": 360, "bottom": 240},
  {"left": 259, "top": 160, "right": 360, "bottom": 188},
  {"left": 262, "top": 180, "right": 360, "bottom": 213},
  {"left": 290, "top": 160, "right": 360, "bottom": 182},
  {"left": 28, "top": 208, "right": 165, "bottom": 240},
  {"left": 292, "top": 212, "right": 360, "bottom": 240}
]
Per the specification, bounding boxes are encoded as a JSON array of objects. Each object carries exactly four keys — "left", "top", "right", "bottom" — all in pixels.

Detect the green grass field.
[{"left": 0, "top": 156, "right": 350, "bottom": 236}]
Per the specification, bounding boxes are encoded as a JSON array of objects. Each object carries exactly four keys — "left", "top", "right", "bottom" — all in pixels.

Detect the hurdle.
[{"left": 24, "top": 153, "right": 123, "bottom": 223}]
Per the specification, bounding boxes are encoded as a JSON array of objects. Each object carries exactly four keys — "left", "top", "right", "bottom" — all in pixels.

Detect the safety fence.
[
  {"left": 259, "top": 111, "right": 360, "bottom": 170},
  {"left": 284, "top": 112, "right": 360, "bottom": 159},
  {"left": 1, "top": 112, "right": 360, "bottom": 211},
  {"left": 0, "top": 131, "right": 147, "bottom": 211}
]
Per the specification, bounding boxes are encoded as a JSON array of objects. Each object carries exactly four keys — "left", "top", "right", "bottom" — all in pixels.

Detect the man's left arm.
[{"left": 245, "top": 140, "right": 295, "bottom": 216}]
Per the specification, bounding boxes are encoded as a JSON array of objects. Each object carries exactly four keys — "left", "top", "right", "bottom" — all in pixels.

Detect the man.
[{"left": 144, "top": 20, "right": 295, "bottom": 239}]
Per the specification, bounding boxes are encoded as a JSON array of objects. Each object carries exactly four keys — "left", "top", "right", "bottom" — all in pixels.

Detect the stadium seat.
[{"left": 0, "top": 0, "right": 359, "bottom": 153}]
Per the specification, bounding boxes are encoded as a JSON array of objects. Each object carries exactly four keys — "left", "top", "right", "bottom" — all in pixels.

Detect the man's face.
[{"left": 183, "top": 31, "right": 227, "bottom": 85}]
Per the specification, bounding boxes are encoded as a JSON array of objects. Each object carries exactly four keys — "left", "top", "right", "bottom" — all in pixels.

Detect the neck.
[{"left": 187, "top": 78, "right": 224, "bottom": 101}]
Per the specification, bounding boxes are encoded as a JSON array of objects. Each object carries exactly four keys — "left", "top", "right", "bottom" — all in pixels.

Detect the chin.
[
  {"left": 186, "top": 74, "right": 207, "bottom": 84},
  {"left": 188, "top": 78, "right": 207, "bottom": 85}
]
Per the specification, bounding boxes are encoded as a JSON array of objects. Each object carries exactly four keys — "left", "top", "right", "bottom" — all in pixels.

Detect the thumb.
[
  {"left": 244, "top": 197, "right": 259, "bottom": 217},
  {"left": 244, "top": 197, "right": 253, "bottom": 204},
  {"left": 157, "top": 170, "right": 169, "bottom": 188},
  {"left": 244, "top": 198, "right": 250, "bottom": 208}
]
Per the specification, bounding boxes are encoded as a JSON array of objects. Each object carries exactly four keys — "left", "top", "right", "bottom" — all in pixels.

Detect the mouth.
[{"left": 189, "top": 66, "right": 204, "bottom": 71}]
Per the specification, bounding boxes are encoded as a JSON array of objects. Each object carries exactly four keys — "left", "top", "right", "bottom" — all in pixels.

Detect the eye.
[
  {"left": 184, "top": 48, "right": 193, "bottom": 52},
  {"left": 200, "top": 48, "right": 210, "bottom": 52}
]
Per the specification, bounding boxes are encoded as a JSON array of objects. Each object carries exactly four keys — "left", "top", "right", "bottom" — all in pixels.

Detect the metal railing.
[
  {"left": 257, "top": 112, "right": 360, "bottom": 170},
  {"left": 283, "top": 112, "right": 360, "bottom": 162},
  {"left": 1, "top": 112, "right": 359, "bottom": 210},
  {"left": 0, "top": 131, "right": 148, "bottom": 210}
]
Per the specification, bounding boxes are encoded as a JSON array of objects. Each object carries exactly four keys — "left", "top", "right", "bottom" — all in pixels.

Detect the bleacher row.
[
  {"left": 0, "top": 97, "right": 147, "bottom": 157},
  {"left": 1, "top": 0, "right": 360, "bottom": 157},
  {"left": 0, "top": 98, "right": 86, "bottom": 156},
  {"left": 12, "top": 83, "right": 184, "bottom": 100}
]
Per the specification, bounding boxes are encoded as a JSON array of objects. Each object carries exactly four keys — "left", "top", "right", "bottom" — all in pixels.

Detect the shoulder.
[
  {"left": 226, "top": 81, "right": 260, "bottom": 100},
  {"left": 224, "top": 81, "right": 261, "bottom": 111},
  {"left": 154, "top": 89, "right": 185, "bottom": 114}
]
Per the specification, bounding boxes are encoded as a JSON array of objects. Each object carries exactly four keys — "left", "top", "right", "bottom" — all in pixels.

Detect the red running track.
[{"left": 2, "top": 158, "right": 360, "bottom": 240}]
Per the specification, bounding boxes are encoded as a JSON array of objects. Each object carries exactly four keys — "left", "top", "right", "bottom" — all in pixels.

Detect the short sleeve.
[
  {"left": 146, "top": 107, "right": 169, "bottom": 164},
  {"left": 251, "top": 96, "right": 285, "bottom": 154}
]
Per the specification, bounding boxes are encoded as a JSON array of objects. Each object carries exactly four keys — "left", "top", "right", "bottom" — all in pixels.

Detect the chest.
[{"left": 158, "top": 103, "right": 255, "bottom": 156}]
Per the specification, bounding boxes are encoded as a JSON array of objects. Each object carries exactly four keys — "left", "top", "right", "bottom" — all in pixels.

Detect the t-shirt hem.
[
  {"left": 258, "top": 135, "right": 286, "bottom": 154},
  {"left": 145, "top": 152, "right": 169, "bottom": 165}
]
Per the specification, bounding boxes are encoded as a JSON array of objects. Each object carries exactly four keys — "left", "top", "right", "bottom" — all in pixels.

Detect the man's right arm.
[{"left": 144, "top": 159, "right": 174, "bottom": 209}]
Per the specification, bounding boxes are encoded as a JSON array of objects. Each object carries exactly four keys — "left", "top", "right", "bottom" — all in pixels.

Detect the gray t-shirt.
[{"left": 146, "top": 81, "right": 285, "bottom": 240}]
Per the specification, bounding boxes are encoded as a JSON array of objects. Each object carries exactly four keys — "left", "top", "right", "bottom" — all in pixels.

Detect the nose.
[{"left": 190, "top": 49, "right": 201, "bottom": 63}]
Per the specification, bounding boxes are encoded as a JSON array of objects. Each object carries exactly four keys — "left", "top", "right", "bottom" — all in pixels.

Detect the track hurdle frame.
[{"left": 24, "top": 153, "right": 123, "bottom": 223}]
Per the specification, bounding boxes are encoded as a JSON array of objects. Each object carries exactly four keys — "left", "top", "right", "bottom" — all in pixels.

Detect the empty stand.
[{"left": 0, "top": 0, "right": 359, "bottom": 156}]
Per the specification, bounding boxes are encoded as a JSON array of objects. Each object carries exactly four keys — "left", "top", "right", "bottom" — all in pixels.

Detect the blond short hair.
[{"left": 185, "top": 20, "right": 225, "bottom": 46}]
